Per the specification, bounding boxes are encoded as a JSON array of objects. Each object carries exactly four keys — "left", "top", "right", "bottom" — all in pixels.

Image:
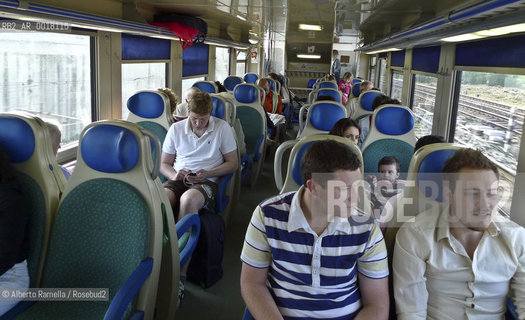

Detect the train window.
[
  {"left": 390, "top": 70, "right": 403, "bottom": 101},
  {"left": 121, "top": 63, "right": 167, "bottom": 119},
  {"left": 182, "top": 77, "right": 205, "bottom": 96},
  {"left": 0, "top": 32, "right": 92, "bottom": 146},
  {"left": 378, "top": 58, "right": 387, "bottom": 93},
  {"left": 369, "top": 56, "right": 377, "bottom": 86},
  {"left": 215, "top": 47, "right": 230, "bottom": 83},
  {"left": 411, "top": 74, "right": 437, "bottom": 138},
  {"left": 453, "top": 71, "right": 524, "bottom": 214},
  {"left": 236, "top": 50, "right": 247, "bottom": 77}
]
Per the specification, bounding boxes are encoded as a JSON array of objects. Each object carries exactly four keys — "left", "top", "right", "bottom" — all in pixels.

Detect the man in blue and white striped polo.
[{"left": 240, "top": 140, "right": 389, "bottom": 319}]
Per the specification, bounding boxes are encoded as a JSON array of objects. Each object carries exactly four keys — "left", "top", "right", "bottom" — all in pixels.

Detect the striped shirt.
[{"left": 241, "top": 187, "right": 389, "bottom": 319}]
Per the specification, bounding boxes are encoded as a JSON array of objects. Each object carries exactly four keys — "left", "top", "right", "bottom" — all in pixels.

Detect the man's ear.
[{"left": 305, "top": 179, "right": 317, "bottom": 194}]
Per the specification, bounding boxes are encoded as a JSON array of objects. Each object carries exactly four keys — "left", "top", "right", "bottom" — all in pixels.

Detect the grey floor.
[{"left": 175, "top": 126, "right": 297, "bottom": 320}]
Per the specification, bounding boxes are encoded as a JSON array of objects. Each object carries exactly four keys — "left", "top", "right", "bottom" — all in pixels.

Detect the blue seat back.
[
  {"left": 0, "top": 113, "right": 65, "bottom": 288},
  {"left": 243, "top": 73, "right": 259, "bottom": 84},
  {"left": 299, "top": 101, "right": 347, "bottom": 138},
  {"left": 318, "top": 81, "right": 338, "bottom": 89},
  {"left": 316, "top": 88, "right": 342, "bottom": 103},
  {"left": 193, "top": 81, "right": 217, "bottom": 93},
  {"left": 352, "top": 82, "right": 362, "bottom": 97},
  {"left": 307, "top": 78, "right": 317, "bottom": 88},
  {"left": 416, "top": 148, "right": 458, "bottom": 202},
  {"left": 224, "top": 76, "right": 244, "bottom": 91}
]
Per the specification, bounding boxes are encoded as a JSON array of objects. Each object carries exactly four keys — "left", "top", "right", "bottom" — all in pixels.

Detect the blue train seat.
[
  {"left": 306, "top": 78, "right": 317, "bottom": 88},
  {"left": 353, "top": 90, "right": 382, "bottom": 121},
  {"left": 351, "top": 82, "right": 362, "bottom": 98},
  {"left": 8, "top": 121, "right": 199, "bottom": 320},
  {"left": 209, "top": 94, "right": 239, "bottom": 221},
  {"left": 223, "top": 76, "right": 244, "bottom": 92},
  {"left": 243, "top": 73, "right": 259, "bottom": 84},
  {"left": 0, "top": 112, "right": 66, "bottom": 292},
  {"left": 127, "top": 90, "right": 174, "bottom": 182},
  {"left": 234, "top": 83, "right": 266, "bottom": 186},
  {"left": 192, "top": 80, "right": 218, "bottom": 94},
  {"left": 317, "top": 81, "right": 338, "bottom": 89},
  {"left": 362, "top": 105, "right": 416, "bottom": 178},
  {"left": 274, "top": 134, "right": 364, "bottom": 194},
  {"left": 298, "top": 101, "right": 347, "bottom": 139},
  {"left": 352, "top": 78, "right": 362, "bottom": 85},
  {"left": 308, "top": 87, "right": 342, "bottom": 104}
]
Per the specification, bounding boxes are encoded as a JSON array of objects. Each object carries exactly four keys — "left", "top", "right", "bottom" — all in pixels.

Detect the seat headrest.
[
  {"left": 127, "top": 91, "right": 165, "bottom": 119},
  {"left": 352, "top": 78, "right": 362, "bottom": 85},
  {"left": 307, "top": 79, "right": 317, "bottom": 88},
  {"left": 316, "top": 89, "right": 341, "bottom": 103},
  {"left": 318, "top": 82, "right": 338, "bottom": 89},
  {"left": 352, "top": 83, "right": 362, "bottom": 97},
  {"left": 375, "top": 106, "right": 414, "bottom": 135},
  {"left": 81, "top": 124, "right": 139, "bottom": 173},
  {"left": 193, "top": 81, "right": 217, "bottom": 94},
  {"left": 309, "top": 102, "right": 346, "bottom": 131},
  {"left": 244, "top": 73, "right": 258, "bottom": 84},
  {"left": 360, "top": 91, "right": 383, "bottom": 111},
  {"left": 224, "top": 76, "right": 243, "bottom": 91},
  {"left": 211, "top": 96, "right": 226, "bottom": 120},
  {"left": 417, "top": 149, "right": 457, "bottom": 202},
  {"left": 291, "top": 140, "right": 359, "bottom": 186},
  {"left": 0, "top": 116, "right": 35, "bottom": 163},
  {"left": 234, "top": 84, "right": 259, "bottom": 104}
]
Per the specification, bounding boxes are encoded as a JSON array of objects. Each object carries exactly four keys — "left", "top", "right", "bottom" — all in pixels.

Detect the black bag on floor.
[{"left": 187, "top": 208, "right": 225, "bottom": 288}]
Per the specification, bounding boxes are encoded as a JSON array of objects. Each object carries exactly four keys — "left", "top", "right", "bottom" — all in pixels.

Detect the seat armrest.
[
  {"left": 176, "top": 214, "right": 201, "bottom": 267},
  {"left": 103, "top": 258, "right": 154, "bottom": 320},
  {"left": 215, "top": 173, "right": 234, "bottom": 213}
]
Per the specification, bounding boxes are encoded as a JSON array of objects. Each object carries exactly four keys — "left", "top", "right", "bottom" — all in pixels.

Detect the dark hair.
[
  {"left": 378, "top": 156, "right": 400, "bottom": 172},
  {"left": 329, "top": 118, "right": 361, "bottom": 137},
  {"left": 415, "top": 135, "right": 446, "bottom": 152},
  {"left": 302, "top": 140, "right": 361, "bottom": 186},
  {"left": 371, "top": 95, "right": 401, "bottom": 111},
  {"left": 214, "top": 81, "right": 227, "bottom": 93},
  {"left": 316, "top": 95, "right": 337, "bottom": 102},
  {"left": 0, "top": 147, "right": 17, "bottom": 181},
  {"left": 442, "top": 148, "right": 499, "bottom": 191}
]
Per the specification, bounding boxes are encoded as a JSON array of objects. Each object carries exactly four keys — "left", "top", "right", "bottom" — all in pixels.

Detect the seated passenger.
[
  {"left": 338, "top": 72, "right": 353, "bottom": 105},
  {"left": 240, "top": 140, "right": 389, "bottom": 320},
  {"left": 256, "top": 78, "right": 282, "bottom": 115},
  {"left": 329, "top": 117, "right": 361, "bottom": 145},
  {"left": 0, "top": 148, "right": 30, "bottom": 316},
  {"left": 393, "top": 148, "right": 525, "bottom": 319},
  {"left": 414, "top": 134, "right": 446, "bottom": 152},
  {"left": 45, "top": 122, "right": 71, "bottom": 180},
  {"left": 160, "top": 91, "right": 238, "bottom": 221},
  {"left": 371, "top": 94, "right": 401, "bottom": 111},
  {"left": 158, "top": 87, "right": 179, "bottom": 121},
  {"left": 366, "top": 156, "right": 406, "bottom": 217},
  {"left": 176, "top": 87, "right": 200, "bottom": 118}
]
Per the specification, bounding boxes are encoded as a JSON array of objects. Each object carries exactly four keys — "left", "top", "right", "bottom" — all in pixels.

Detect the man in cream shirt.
[{"left": 393, "top": 148, "right": 524, "bottom": 319}]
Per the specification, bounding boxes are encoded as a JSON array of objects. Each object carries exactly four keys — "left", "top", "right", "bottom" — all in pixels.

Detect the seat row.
[{"left": 0, "top": 113, "right": 200, "bottom": 319}]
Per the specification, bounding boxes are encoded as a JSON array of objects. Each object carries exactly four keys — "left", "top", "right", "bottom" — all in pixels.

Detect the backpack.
[{"left": 187, "top": 208, "right": 225, "bottom": 288}]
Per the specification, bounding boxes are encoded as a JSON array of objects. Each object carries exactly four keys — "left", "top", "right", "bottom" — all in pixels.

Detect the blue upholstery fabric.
[
  {"left": 363, "top": 139, "right": 414, "bottom": 175},
  {"left": 291, "top": 142, "right": 314, "bottom": 186},
  {"left": 236, "top": 107, "right": 263, "bottom": 155},
  {"left": 360, "top": 91, "right": 383, "bottom": 112},
  {"left": 417, "top": 149, "right": 457, "bottom": 202},
  {"left": 266, "top": 78, "right": 276, "bottom": 91},
  {"left": 193, "top": 81, "right": 217, "bottom": 94},
  {"left": 309, "top": 103, "right": 346, "bottom": 131},
  {"left": 291, "top": 142, "right": 360, "bottom": 186},
  {"left": 224, "top": 76, "right": 243, "bottom": 91},
  {"left": 352, "top": 78, "right": 362, "bottom": 85},
  {"left": 127, "top": 92, "right": 165, "bottom": 119},
  {"left": 17, "top": 173, "right": 45, "bottom": 288},
  {"left": 211, "top": 97, "right": 226, "bottom": 120},
  {"left": 81, "top": 125, "right": 139, "bottom": 173},
  {"left": 16, "top": 178, "right": 150, "bottom": 320},
  {"left": 243, "top": 73, "right": 259, "bottom": 84},
  {"left": 352, "top": 82, "right": 361, "bottom": 98},
  {"left": 307, "top": 79, "right": 317, "bottom": 88},
  {"left": 234, "top": 85, "right": 259, "bottom": 104},
  {"left": 375, "top": 107, "right": 415, "bottom": 135},
  {"left": 316, "top": 89, "right": 341, "bottom": 103},
  {"left": 0, "top": 117, "right": 35, "bottom": 163},
  {"left": 318, "top": 82, "right": 338, "bottom": 89}
]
